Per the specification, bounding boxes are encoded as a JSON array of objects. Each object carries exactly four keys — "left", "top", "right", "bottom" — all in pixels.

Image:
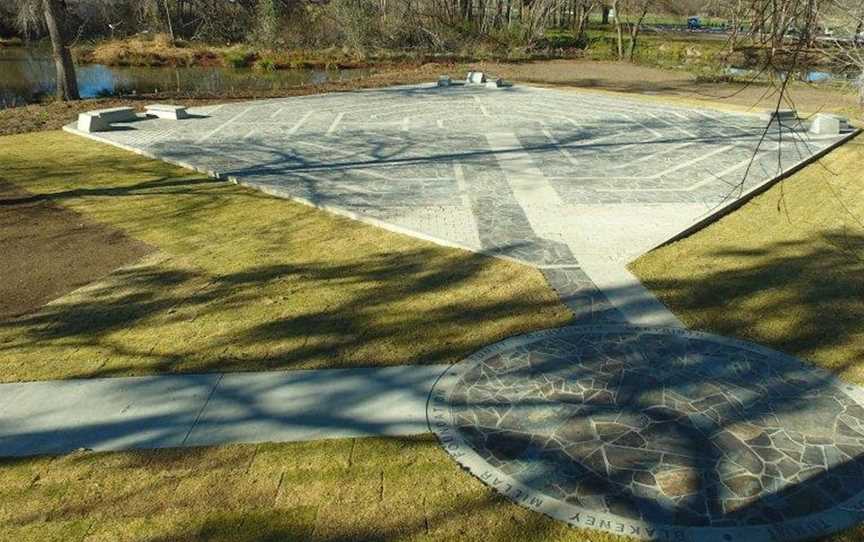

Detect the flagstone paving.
[
  {"left": 429, "top": 326, "right": 864, "bottom": 542},
  {"left": 56, "top": 84, "right": 864, "bottom": 540}
]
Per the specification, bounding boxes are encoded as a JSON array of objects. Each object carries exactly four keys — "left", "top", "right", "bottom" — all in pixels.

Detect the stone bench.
[
  {"left": 145, "top": 104, "right": 189, "bottom": 120},
  {"left": 76, "top": 107, "right": 137, "bottom": 133},
  {"left": 810, "top": 113, "right": 849, "bottom": 136}
]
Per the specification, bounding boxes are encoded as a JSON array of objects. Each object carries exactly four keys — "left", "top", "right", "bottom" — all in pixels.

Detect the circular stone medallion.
[{"left": 428, "top": 326, "right": 864, "bottom": 541}]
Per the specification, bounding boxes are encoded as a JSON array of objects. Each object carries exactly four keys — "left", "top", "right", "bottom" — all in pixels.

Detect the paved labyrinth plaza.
[
  {"left": 65, "top": 84, "right": 861, "bottom": 540},
  {"left": 67, "top": 84, "right": 851, "bottom": 324}
]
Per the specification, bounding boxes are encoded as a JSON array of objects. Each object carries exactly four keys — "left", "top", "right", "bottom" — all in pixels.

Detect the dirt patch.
[
  {"left": 0, "top": 180, "right": 153, "bottom": 320},
  {"left": 475, "top": 59, "right": 860, "bottom": 116}
]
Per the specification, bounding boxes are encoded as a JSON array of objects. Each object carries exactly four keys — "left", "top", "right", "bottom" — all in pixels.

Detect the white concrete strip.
[
  {"left": 473, "top": 95, "right": 492, "bottom": 118},
  {"left": 0, "top": 375, "right": 219, "bottom": 457},
  {"left": 0, "top": 366, "right": 449, "bottom": 458},
  {"left": 194, "top": 107, "right": 251, "bottom": 144},
  {"left": 185, "top": 365, "right": 446, "bottom": 447},
  {"left": 486, "top": 131, "right": 562, "bottom": 206},
  {"left": 542, "top": 128, "right": 628, "bottom": 168},
  {"left": 286, "top": 110, "right": 314, "bottom": 135},
  {"left": 577, "top": 256, "right": 684, "bottom": 328},
  {"left": 326, "top": 112, "right": 345, "bottom": 136}
]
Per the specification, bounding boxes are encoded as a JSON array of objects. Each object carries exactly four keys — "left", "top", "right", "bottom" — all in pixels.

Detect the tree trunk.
[
  {"left": 611, "top": 0, "right": 623, "bottom": 59},
  {"left": 857, "top": 72, "right": 864, "bottom": 108},
  {"left": 601, "top": 5, "right": 609, "bottom": 24},
  {"left": 626, "top": 5, "right": 649, "bottom": 61},
  {"left": 162, "top": 0, "right": 175, "bottom": 41},
  {"left": 42, "top": 0, "right": 79, "bottom": 101}
]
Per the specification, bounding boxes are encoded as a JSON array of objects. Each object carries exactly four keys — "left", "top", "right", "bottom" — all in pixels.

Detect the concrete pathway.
[{"left": 0, "top": 366, "right": 446, "bottom": 457}]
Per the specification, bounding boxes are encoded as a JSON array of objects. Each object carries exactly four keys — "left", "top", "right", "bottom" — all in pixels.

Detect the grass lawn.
[
  {"left": 3, "top": 83, "right": 864, "bottom": 541},
  {"left": 3, "top": 435, "right": 862, "bottom": 541},
  {"left": 630, "top": 134, "right": 864, "bottom": 385},
  {"left": 0, "top": 436, "right": 630, "bottom": 542},
  {"left": 0, "top": 131, "right": 571, "bottom": 382}
]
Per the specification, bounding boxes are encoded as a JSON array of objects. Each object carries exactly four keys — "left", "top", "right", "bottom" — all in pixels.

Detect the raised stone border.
[
  {"left": 428, "top": 325, "right": 864, "bottom": 542},
  {"left": 656, "top": 127, "right": 860, "bottom": 250}
]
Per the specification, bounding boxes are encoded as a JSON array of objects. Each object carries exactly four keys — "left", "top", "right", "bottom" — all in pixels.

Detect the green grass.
[
  {"left": 3, "top": 107, "right": 864, "bottom": 542},
  {"left": 0, "top": 132, "right": 572, "bottom": 382}
]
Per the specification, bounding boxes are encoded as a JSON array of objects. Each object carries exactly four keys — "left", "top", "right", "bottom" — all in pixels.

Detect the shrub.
[
  {"left": 253, "top": 57, "right": 277, "bottom": 72},
  {"left": 223, "top": 48, "right": 257, "bottom": 68}
]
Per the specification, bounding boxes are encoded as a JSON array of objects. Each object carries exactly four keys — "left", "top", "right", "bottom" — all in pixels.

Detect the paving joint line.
[{"left": 180, "top": 373, "right": 224, "bottom": 447}]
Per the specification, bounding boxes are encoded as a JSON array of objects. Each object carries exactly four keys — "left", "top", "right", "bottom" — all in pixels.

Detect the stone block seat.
[
  {"left": 145, "top": 104, "right": 190, "bottom": 120},
  {"left": 76, "top": 107, "right": 137, "bottom": 133},
  {"left": 810, "top": 113, "right": 850, "bottom": 136}
]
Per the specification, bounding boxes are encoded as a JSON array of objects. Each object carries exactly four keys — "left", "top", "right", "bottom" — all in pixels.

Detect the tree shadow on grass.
[
  {"left": 638, "top": 230, "right": 864, "bottom": 377},
  {"left": 0, "top": 240, "right": 569, "bottom": 379},
  {"left": 0, "top": 236, "right": 863, "bottom": 541}
]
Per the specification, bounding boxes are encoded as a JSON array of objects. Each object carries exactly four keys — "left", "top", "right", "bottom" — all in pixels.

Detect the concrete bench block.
[
  {"left": 466, "top": 71, "right": 487, "bottom": 85},
  {"left": 77, "top": 113, "right": 109, "bottom": 133},
  {"left": 146, "top": 104, "right": 190, "bottom": 120},
  {"left": 485, "top": 78, "right": 509, "bottom": 88},
  {"left": 810, "top": 114, "right": 841, "bottom": 135},
  {"left": 76, "top": 107, "right": 136, "bottom": 133}
]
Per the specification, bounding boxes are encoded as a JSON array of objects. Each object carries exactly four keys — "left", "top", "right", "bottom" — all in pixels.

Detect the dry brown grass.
[
  {"left": 78, "top": 34, "right": 223, "bottom": 68},
  {"left": 0, "top": 436, "right": 629, "bottom": 542},
  {"left": 631, "top": 135, "right": 864, "bottom": 383}
]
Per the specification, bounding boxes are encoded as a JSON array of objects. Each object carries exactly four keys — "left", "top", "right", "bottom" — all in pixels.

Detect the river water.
[{"left": 0, "top": 46, "right": 373, "bottom": 109}]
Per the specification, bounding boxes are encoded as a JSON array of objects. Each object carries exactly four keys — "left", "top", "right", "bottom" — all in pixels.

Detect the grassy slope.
[
  {"left": 0, "top": 132, "right": 571, "bottom": 382},
  {"left": 631, "top": 135, "right": 864, "bottom": 384},
  {"left": 0, "top": 437, "right": 628, "bottom": 542}
]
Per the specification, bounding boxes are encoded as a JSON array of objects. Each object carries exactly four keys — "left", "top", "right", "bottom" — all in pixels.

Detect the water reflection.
[
  {"left": 0, "top": 47, "right": 372, "bottom": 108},
  {"left": 726, "top": 65, "right": 851, "bottom": 84}
]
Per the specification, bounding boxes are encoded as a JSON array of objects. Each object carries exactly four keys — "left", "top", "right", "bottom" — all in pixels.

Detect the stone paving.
[
  {"left": 61, "top": 83, "right": 863, "bottom": 540},
  {"left": 65, "top": 83, "right": 852, "bottom": 325},
  {"left": 429, "top": 326, "right": 864, "bottom": 541}
]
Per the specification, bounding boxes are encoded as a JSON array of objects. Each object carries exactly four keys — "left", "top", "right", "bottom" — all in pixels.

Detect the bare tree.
[
  {"left": 625, "top": 0, "right": 652, "bottom": 60},
  {"left": 815, "top": 0, "right": 864, "bottom": 105},
  {"left": 610, "top": 0, "right": 654, "bottom": 61}
]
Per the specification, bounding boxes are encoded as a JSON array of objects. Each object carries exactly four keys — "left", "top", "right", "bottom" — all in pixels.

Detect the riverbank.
[
  {"left": 0, "top": 63, "right": 440, "bottom": 135},
  {"left": 75, "top": 35, "right": 460, "bottom": 71},
  {"left": 70, "top": 31, "right": 843, "bottom": 76},
  {"left": 68, "top": 30, "right": 735, "bottom": 73}
]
